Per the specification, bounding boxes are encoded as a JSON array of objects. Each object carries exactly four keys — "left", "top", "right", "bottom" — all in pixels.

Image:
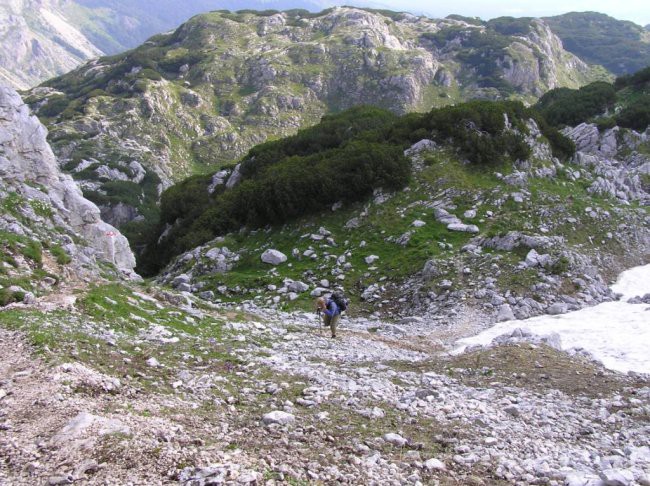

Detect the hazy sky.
[{"left": 371, "top": 0, "right": 650, "bottom": 26}]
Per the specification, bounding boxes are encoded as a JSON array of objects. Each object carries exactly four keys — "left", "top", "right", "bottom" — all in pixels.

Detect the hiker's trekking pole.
[{"left": 316, "top": 308, "right": 323, "bottom": 335}]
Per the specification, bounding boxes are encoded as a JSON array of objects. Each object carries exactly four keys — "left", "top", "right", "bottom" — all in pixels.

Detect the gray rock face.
[
  {"left": 0, "top": 86, "right": 137, "bottom": 275},
  {"left": 447, "top": 223, "right": 480, "bottom": 233},
  {"left": 564, "top": 124, "right": 650, "bottom": 204},
  {"left": 287, "top": 281, "right": 309, "bottom": 293},
  {"left": 496, "top": 304, "right": 515, "bottom": 322},
  {"left": 547, "top": 302, "right": 568, "bottom": 315},
  {"left": 53, "top": 412, "right": 130, "bottom": 444},
  {"left": 100, "top": 202, "right": 140, "bottom": 228},
  {"left": 383, "top": 433, "right": 408, "bottom": 447},
  {"left": 477, "top": 232, "right": 563, "bottom": 252},
  {"left": 207, "top": 170, "right": 229, "bottom": 194},
  {"left": 225, "top": 164, "right": 242, "bottom": 189}
]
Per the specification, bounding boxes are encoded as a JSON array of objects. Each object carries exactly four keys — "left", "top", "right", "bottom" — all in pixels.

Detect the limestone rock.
[
  {"left": 423, "top": 458, "right": 446, "bottom": 471},
  {"left": 547, "top": 303, "right": 568, "bottom": 315},
  {"left": 496, "top": 304, "right": 515, "bottom": 322},
  {"left": 447, "top": 223, "right": 480, "bottom": 233},
  {"left": 383, "top": 433, "right": 407, "bottom": 447},
  {"left": 53, "top": 412, "right": 130, "bottom": 444},
  {"left": 0, "top": 86, "right": 137, "bottom": 276},
  {"left": 262, "top": 411, "right": 295, "bottom": 425},
  {"left": 261, "top": 249, "right": 287, "bottom": 265}
]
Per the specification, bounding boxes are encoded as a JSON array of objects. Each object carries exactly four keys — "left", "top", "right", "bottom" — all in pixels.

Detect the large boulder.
[{"left": 261, "top": 249, "right": 287, "bottom": 265}]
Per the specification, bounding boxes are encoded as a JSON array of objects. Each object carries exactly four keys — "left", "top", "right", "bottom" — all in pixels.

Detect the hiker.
[{"left": 316, "top": 296, "right": 341, "bottom": 339}]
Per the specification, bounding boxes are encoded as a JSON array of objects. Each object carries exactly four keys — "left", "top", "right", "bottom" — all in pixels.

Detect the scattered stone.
[
  {"left": 496, "top": 304, "right": 515, "bottom": 322},
  {"left": 383, "top": 433, "right": 407, "bottom": 447},
  {"left": 447, "top": 223, "right": 479, "bottom": 233},
  {"left": 262, "top": 411, "right": 295, "bottom": 425},
  {"left": 547, "top": 303, "right": 568, "bottom": 315},
  {"left": 423, "top": 458, "right": 446, "bottom": 471}
]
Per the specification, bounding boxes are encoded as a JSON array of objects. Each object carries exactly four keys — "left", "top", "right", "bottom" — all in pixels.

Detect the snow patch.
[{"left": 456, "top": 264, "right": 650, "bottom": 374}]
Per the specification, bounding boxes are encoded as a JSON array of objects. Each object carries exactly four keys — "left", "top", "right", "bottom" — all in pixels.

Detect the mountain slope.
[
  {"left": 71, "top": 0, "right": 328, "bottom": 52},
  {"left": 0, "top": 0, "right": 103, "bottom": 90},
  {"left": 149, "top": 99, "right": 649, "bottom": 324},
  {"left": 25, "top": 8, "right": 607, "bottom": 244},
  {"left": 544, "top": 12, "right": 650, "bottom": 75},
  {"left": 0, "top": 0, "right": 329, "bottom": 89}
]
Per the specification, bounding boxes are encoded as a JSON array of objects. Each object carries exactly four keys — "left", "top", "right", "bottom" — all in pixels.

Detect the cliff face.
[
  {"left": 0, "top": 0, "right": 103, "bottom": 90},
  {"left": 25, "top": 8, "right": 607, "bottom": 232},
  {"left": 0, "top": 85, "right": 136, "bottom": 297}
]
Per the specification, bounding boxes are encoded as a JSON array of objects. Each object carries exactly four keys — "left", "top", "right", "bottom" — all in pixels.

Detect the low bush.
[
  {"left": 536, "top": 82, "right": 617, "bottom": 127},
  {"left": 616, "top": 96, "right": 650, "bottom": 131}
]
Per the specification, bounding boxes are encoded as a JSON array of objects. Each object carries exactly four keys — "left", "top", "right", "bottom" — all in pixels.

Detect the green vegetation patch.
[
  {"left": 544, "top": 12, "right": 650, "bottom": 76},
  {"left": 139, "top": 101, "right": 573, "bottom": 275},
  {"left": 536, "top": 66, "right": 650, "bottom": 132}
]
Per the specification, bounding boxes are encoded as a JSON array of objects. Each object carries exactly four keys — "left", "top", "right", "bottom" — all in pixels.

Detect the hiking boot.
[{"left": 331, "top": 334, "right": 336, "bottom": 339}]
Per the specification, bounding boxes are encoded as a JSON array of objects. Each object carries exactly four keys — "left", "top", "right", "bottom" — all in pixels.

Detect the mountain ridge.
[{"left": 24, "top": 7, "right": 608, "bottom": 246}]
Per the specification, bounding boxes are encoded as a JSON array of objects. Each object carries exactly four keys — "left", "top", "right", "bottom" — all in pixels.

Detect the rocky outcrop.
[
  {"left": 0, "top": 85, "right": 136, "bottom": 278},
  {"left": 564, "top": 123, "right": 650, "bottom": 204},
  {"left": 501, "top": 20, "right": 593, "bottom": 97}
]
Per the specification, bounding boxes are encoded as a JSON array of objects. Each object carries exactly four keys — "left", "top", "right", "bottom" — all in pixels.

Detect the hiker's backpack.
[{"left": 331, "top": 291, "right": 349, "bottom": 312}]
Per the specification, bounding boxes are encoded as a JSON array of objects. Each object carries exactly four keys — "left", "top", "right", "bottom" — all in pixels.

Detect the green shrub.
[
  {"left": 0, "top": 288, "right": 23, "bottom": 307},
  {"left": 596, "top": 117, "right": 617, "bottom": 132},
  {"left": 548, "top": 255, "right": 570, "bottom": 275},
  {"left": 536, "top": 81, "right": 617, "bottom": 126},
  {"left": 616, "top": 96, "right": 650, "bottom": 131},
  {"left": 140, "top": 140, "right": 410, "bottom": 276},
  {"left": 50, "top": 244, "right": 72, "bottom": 265},
  {"left": 487, "top": 17, "right": 533, "bottom": 36},
  {"left": 38, "top": 95, "right": 69, "bottom": 118},
  {"left": 416, "top": 100, "right": 533, "bottom": 164},
  {"left": 139, "top": 68, "right": 162, "bottom": 81},
  {"left": 139, "top": 101, "right": 559, "bottom": 275}
]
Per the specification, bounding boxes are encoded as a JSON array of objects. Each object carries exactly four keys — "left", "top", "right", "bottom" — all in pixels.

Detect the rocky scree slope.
[
  {"left": 0, "top": 85, "right": 137, "bottom": 306},
  {"left": 1, "top": 279, "right": 649, "bottom": 485},
  {"left": 154, "top": 108, "right": 649, "bottom": 327},
  {"left": 25, "top": 8, "right": 606, "bottom": 233}
]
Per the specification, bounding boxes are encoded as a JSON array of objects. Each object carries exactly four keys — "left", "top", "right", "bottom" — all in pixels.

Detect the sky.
[{"left": 367, "top": 0, "right": 650, "bottom": 26}]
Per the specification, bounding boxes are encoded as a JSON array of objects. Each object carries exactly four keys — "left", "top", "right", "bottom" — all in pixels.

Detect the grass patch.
[{"left": 50, "top": 244, "right": 72, "bottom": 265}]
